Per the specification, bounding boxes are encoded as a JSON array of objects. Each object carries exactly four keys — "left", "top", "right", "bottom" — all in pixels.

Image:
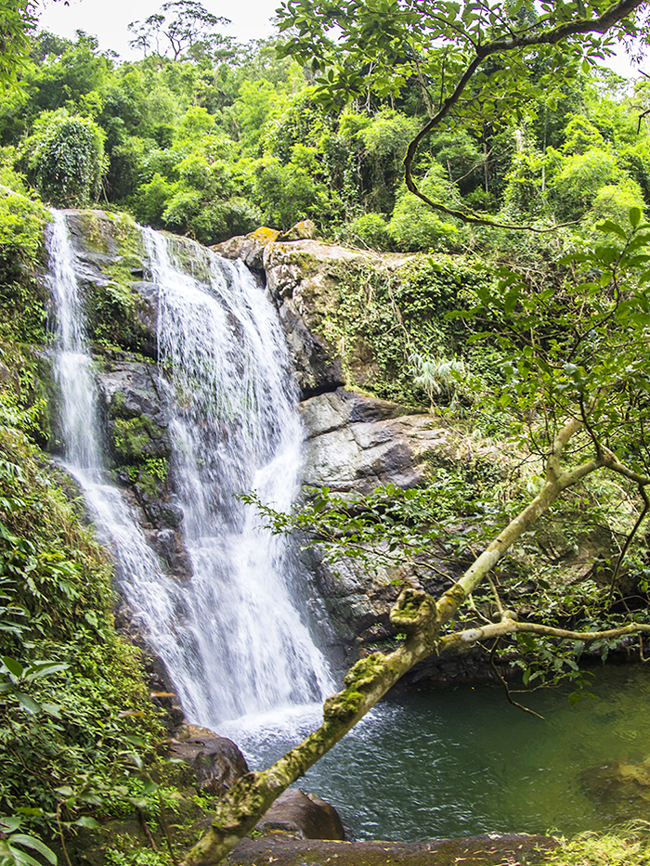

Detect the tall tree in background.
[
  {"left": 0, "top": 0, "right": 36, "bottom": 90},
  {"left": 277, "top": 0, "right": 649, "bottom": 227},
  {"left": 128, "top": 0, "right": 231, "bottom": 60}
]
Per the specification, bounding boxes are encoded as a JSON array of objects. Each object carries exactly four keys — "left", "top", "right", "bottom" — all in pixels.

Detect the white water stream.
[{"left": 47, "top": 211, "right": 333, "bottom": 734}]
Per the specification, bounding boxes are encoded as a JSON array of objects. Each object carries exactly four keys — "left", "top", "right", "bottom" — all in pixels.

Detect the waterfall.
[{"left": 47, "top": 211, "right": 333, "bottom": 733}]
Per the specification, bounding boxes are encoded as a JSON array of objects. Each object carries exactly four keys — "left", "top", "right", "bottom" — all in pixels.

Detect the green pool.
[{"left": 244, "top": 663, "right": 650, "bottom": 841}]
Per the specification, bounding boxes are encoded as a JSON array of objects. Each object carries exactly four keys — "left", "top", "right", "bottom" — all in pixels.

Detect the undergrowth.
[
  {"left": 0, "top": 388, "right": 162, "bottom": 840},
  {"left": 546, "top": 824, "right": 650, "bottom": 866}
]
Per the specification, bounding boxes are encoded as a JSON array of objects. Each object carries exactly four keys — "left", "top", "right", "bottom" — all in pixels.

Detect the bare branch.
[
  {"left": 448, "top": 614, "right": 650, "bottom": 647},
  {"left": 607, "top": 483, "right": 650, "bottom": 603}
]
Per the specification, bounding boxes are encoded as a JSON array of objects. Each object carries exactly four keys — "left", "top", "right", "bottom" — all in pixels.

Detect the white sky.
[{"left": 37, "top": 0, "right": 281, "bottom": 59}]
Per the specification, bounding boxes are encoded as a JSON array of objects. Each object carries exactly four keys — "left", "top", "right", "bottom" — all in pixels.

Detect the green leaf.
[
  {"left": 2, "top": 655, "right": 23, "bottom": 678},
  {"left": 24, "top": 661, "right": 69, "bottom": 681},
  {"left": 597, "top": 219, "right": 626, "bottom": 239},
  {"left": 73, "top": 816, "right": 101, "bottom": 829},
  {"left": 630, "top": 206, "right": 642, "bottom": 228},
  {"left": 0, "top": 817, "right": 22, "bottom": 833},
  {"left": 9, "top": 835, "right": 57, "bottom": 864},
  {"left": 14, "top": 692, "right": 43, "bottom": 714},
  {"left": 122, "top": 734, "right": 146, "bottom": 747}
]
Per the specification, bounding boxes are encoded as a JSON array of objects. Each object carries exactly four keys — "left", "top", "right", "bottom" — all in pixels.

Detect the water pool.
[{"left": 237, "top": 664, "right": 650, "bottom": 841}]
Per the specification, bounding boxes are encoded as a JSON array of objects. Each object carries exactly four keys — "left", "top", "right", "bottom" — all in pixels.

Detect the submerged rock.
[
  {"left": 255, "top": 788, "right": 345, "bottom": 840},
  {"left": 581, "top": 755, "right": 650, "bottom": 817}
]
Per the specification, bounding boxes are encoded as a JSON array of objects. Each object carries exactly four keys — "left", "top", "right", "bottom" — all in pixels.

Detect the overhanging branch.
[
  {"left": 446, "top": 612, "right": 650, "bottom": 648},
  {"left": 403, "top": 0, "right": 648, "bottom": 229}
]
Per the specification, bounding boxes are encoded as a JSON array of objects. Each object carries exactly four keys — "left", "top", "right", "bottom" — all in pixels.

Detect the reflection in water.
[{"left": 240, "top": 664, "right": 650, "bottom": 841}]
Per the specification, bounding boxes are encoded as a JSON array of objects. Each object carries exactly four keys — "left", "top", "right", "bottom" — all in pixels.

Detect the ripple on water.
[{"left": 231, "top": 664, "right": 650, "bottom": 842}]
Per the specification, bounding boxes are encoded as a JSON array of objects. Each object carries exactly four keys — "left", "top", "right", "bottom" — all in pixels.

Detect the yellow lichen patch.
[{"left": 249, "top": 226, "right": 280, "bottom": 245}]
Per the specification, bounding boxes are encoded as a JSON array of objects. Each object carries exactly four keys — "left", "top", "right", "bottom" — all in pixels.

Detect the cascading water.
[{"left": 47, "top": 210, "right": 332, "bottom": 734}]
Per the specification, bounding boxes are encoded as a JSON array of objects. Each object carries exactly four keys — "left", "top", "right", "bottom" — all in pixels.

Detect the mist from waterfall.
[{"left": 47, "top": 210, "right": 333, "bottom": 734}]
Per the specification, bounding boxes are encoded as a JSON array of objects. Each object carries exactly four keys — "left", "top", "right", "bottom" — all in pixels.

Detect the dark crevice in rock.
[{"left": 299, "top": 379, "right": 345, "bottom": 401}]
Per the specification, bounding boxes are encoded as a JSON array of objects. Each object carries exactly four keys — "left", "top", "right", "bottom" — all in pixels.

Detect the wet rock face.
[
  {"left": 168, "top": 724, "right": 250, "bottom": 798},
  {"left": 63, "top": 210, "right": 157, "bottom": 359},
  {"left": 299, "top": 388, "right": 446, "bottom": 494},
  {"left": 215, "top": 227, "right": 382, "bottom": 398},
  {"left": 298, "top": 388, "right": 461, "bottom": 652},
  {"left": 46, "top": 210, "right": 193, "bottom": 584}
]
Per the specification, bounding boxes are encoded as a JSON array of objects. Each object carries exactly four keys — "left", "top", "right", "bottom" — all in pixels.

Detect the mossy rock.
[{"left": 111, "top": 416, "right": 171, "bottom": 462}]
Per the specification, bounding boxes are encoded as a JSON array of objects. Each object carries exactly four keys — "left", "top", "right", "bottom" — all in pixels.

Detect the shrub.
[
  {"left": 346, "top": 213, "right": 393, "bottom": 250},
  {"left": 28, "top": 112, "right": 107, "bottom": 206}
]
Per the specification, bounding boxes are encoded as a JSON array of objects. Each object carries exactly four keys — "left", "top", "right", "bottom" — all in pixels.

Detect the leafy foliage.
[{"left": 26, "top": 111, "right": 106, "bottom": 206}]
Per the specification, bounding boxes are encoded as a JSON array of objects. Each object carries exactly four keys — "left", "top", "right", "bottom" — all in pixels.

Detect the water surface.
[{"left": 238, "top": 664, "right": 650, "bottom": 841}]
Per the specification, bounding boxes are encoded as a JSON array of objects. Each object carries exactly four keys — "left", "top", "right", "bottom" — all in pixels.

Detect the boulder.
[
  {"left": 277, "top": 220, "right": 317, "bottom": 241},
  {"left": 299, "top": 388, "right": 501, "bottom": 650},
  {"left": 255, "top": 788, "right": 345, "bottom": 840},
  {"left": 262, "top": 237, "right": 411, "bottom": 398},
  {"left": 263, "top": 239, "right": 373, "bottom": 397},
  {"left": 211, "top": 226, "right": 280, "bottom": 271},
  {"left": 299, "top": 388, "right": 449, "bottom": 494},
  {"left": 168, "top": 724, "right": 250, "bottom": 798}
]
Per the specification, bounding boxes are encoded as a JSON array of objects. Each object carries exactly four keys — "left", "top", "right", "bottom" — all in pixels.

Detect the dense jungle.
[{"left": 5, "top": 0, "right": 650, "bottom": 865}]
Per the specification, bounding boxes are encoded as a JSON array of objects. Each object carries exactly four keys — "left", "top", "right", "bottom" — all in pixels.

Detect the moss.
[
  {"left": 70, "top": 210, "right": 154, "bottom": 356},
  {"left": 86, "top": 275, "right": 154, "bottom": 356},
  {"left": 0, "top": 406, "right": 162, "bottom": 821},
  {"left": 322, "top": 689, "right": 364, "bottom": 722},
  {"left": 114, "top": 459, "right": 169, "bottom": 498},
  {"left": 112, "top": 416, "right": 171, "bottom": 463},
  {"left": 343, "top": 652, "right": 388, "bottom": 690},
  {"left": 389, "top": 588, "right": 438, "bottom": 634},
  {"left": 306, "top": 253, "right": 492, "bottom": 404}
]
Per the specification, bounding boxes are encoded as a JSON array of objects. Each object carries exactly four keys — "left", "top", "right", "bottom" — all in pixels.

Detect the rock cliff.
[{"left": 44, "top": 213, "right": 506, "bottom": 678}]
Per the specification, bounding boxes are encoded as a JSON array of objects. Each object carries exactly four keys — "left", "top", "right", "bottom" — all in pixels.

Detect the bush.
[
  {"left": 588, "top": 177, "right": 645, "bottom": 225},
  {"left": 547, "top": 146, "right": 621, "bottom": 220},
  {"left": 253, "top": 157, "right": 328, "bottom": 230},
  {"left": 386, "top": 165, "right": 467, "bottom": 252},
  {"left": 346, "top": 213, "right": 393, "bottom": 250},
  {"left": 28, "top": 112, "right": 107, "bottom": 206}
]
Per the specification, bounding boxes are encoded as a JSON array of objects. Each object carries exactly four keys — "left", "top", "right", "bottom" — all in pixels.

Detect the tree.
[
  {"left": 128, "top": 0, "right": 231, "bottom": 61},
  {"left": 183, "top": 215, "right": 650, "bottom": 866},
  {"left": 277, "top": 0, "right": 650, "bottom": 229},
  {"left": 174, "top": 3, "right": 650, "bottom": 865},
  {"left": 0, "top": 0, "right": 36, "bottom": 90}
]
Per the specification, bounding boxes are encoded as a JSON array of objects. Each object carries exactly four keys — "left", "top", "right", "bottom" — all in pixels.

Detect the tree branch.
[
  {"left": 403, "top": 0, "right": 647, "bottom": 229},
  {"left": 182, "top": 416, "right": 603, "bottom": 866},
  {"left": 447, "top": 613, "right": 650, "bottom": 648}
]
